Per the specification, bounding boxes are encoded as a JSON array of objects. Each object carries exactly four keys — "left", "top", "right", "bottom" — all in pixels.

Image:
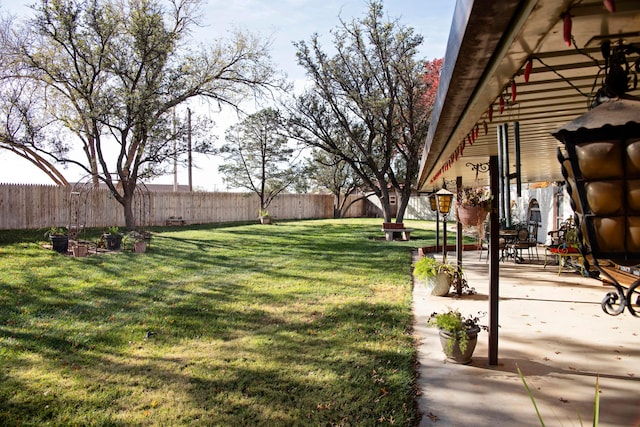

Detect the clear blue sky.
[{"left": 0, "top": 0, "right": 455, "bottom": 190}]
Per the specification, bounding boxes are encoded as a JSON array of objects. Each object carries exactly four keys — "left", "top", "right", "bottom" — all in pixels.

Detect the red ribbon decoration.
[{"left": 511, "top": 80, "right": 517, "bottom": 102}]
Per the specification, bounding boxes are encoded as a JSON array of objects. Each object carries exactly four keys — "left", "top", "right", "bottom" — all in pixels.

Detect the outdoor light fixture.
[
  {"left": 435, "top": 188, "right": 454, "bottom": 262},
  {"left": 429, "top": 193, "right": 438, "bottom": 212},
  {"left": 435, "top": 188, "right": 454, "bottom": 217},
  {"left": 555, "top": 97, "right": 640, "bottom": 317},
  {"left": 429, "top": 191, "right": 441, "bottom": 252},
  {"left": 554, "top": 40, "right": 640, "bottom": 317}
]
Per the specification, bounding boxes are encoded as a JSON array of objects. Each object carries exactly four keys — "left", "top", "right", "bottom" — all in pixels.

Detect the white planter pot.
[{"left": 425, "top": 272, "right": 452, "bottom": 296}]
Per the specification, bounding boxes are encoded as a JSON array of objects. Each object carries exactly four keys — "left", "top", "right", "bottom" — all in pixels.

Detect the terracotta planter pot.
[
  {"left": 457, "top": 205, "right": 488, "bottom": 226},
  {"left": 72, "top": 244, "right": 88, "bottom": 257},
  {"left": 133, "top": 241, "right": 147, "bottom": 253}
]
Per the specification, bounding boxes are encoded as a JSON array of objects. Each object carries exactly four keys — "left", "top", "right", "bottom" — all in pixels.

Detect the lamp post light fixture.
[
  {"left": 429, "top": 192, "right": 440, "bottom": 252},
  {"left": 436, "top": 188, "right": 455, "bottom": 262}
]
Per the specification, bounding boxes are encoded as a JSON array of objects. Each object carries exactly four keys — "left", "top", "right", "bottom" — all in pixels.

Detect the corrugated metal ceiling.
[{"left": 418, "top": 0, "right": 640, "bottom": 190}]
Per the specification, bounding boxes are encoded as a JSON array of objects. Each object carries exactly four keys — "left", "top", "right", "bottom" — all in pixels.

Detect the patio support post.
[
  {"left": 443, "top": 216, "right": 448, "bottom": 262},
  {"left": 514, "top": 121, "right": 521, "bottom": 197},
  {"left": 489, "top": 155, "right": 500, "bottom": 365},
  {"left": 502, "top": 123, "right": 511, "bottom": 228},
  {"left": 436, "top": 210, "right": 440, "bottom": 252},
  {"left": 497, "top": 125, "right": 504, "bottom": 220},
  {"left": 456, "top": 176, "right": 463, "bottom": 270}
]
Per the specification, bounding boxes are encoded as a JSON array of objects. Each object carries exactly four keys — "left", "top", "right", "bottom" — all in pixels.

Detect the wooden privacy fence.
[{"left": 0, "top": 184, "right": 346, "bottom": 230}]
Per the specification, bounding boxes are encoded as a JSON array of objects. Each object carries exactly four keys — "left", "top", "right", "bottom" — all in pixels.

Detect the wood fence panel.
[{"left": 0, "top": 184, "right": 335, "bottom": 230}]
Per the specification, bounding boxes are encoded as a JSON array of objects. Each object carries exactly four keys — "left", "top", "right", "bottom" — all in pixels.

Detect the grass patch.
[{"left": 0, "top": 218, "right": 454, "bottom": 426}]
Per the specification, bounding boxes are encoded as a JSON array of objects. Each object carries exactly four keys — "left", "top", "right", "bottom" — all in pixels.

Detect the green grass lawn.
[{"left": 0, "top": 218, "right": 450, "bottom": 426}]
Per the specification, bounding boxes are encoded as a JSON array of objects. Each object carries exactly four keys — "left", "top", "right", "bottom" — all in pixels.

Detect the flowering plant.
[{"left": 457, "top": 187, "right": 491, "bottom": 209}]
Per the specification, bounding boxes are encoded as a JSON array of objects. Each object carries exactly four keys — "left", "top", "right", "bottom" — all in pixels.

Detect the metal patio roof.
[{"left": 417, "top": 0, "right": 640, "bottom": 191}]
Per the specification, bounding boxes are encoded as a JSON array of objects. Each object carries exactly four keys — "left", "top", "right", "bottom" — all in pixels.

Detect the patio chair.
[
  {"left": 526, "top": 221, "right": 540, "bottom": 261},
  {"left": 508, "top": 227, "right": 531, "bottom": 263},
  {"left": 544, "top": 226, "right": 584, "bottom": 275},
  {"left": 479, "top": 223, "right": 507, "bottom": 263}
]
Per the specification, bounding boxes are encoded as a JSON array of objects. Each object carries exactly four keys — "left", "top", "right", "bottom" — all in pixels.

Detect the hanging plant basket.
[{"left": 457, "top": 205, "right": 488, "bottom": 227}]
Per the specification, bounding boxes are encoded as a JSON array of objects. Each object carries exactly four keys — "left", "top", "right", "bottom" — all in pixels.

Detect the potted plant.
[
  {"left": 122, "top": 231, "right": 150, "bottom": 253},
  {"left": 456, "top": 187, "right": 491, "bottom": 227},
  {"left": 428, "top": 309, "right": 487, "bottom": 364},
  {"left": 258, "top": 209, "right": 272, "bottom": 225},
  {"left": 103, "top": 226, "right": 123, "bottom": 251},
  {"left": 413, "top": 256, "right": 457, "bottom": 296},
  {"left": 45, "top": 226, "right": 69, "bottom": 254},
  {"left": 71, "top": 242, "right": 88, "bottom": 257}
]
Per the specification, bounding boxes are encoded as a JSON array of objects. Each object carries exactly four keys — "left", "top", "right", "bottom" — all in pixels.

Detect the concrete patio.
[{"left": 413, "top": 250, "right": 640, "bottom": 426}]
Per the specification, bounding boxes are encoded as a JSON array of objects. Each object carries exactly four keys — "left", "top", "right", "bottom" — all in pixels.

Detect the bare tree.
[
  {"left": 219, "top": 108, "right": 301, "bottom": 215},
  {"left": 2, "top": 0, "right": 285, "bottom": 229},
  {"left": 287, "top": 0, "right": 435, "bottom": 222},
  {"left": 305, "top": 149, "right": 363, "bottom": 218}
]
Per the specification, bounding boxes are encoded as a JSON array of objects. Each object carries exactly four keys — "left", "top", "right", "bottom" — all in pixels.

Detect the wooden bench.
[
  {"left": 381, "top": 222, "right": 414, "bottom": 241},
  {"left": 600, "top": 265, "right": 640, "bottom": 289},
  {"left": 165, "top": 217, "right": 187, "bottom": 226},
  {"left": 599, "top": 265, "right": 640, "bottom": 312}
]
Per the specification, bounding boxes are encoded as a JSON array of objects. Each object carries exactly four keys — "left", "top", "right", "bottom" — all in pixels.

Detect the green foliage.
[
  {"left": 220, "top": 108, "right": 302, "bottom": 211},
  {"left": 289, "top": 0, "right": 437, "bottom": 221},
  {"left": 427, "top": 309, "right": 486, "bottom": 355},
  {"left": 517, "top": 365, "right": 600, "bottom": 426},
  {"left": 44, "top": 226, "right": 66, "bottom": 237},
  {"left": 413, "top": 256, "right": 456, "bottom": 281},
  {"left": 0, "top": 219, "right": 429, "bottom": 425},
  {"left": 4, "top": 0, "right": 283, "bottom": 229},
  {"left": 106, "top": 226, "right": 120, "bottom": 235}
]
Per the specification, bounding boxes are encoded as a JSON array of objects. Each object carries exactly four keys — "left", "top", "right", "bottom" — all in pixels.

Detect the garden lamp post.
[
  {"left": 429, "top": 192, "right": 440, "bottom": 252},
  {"left": 436, "top": 188, "right": 454, "bottom": 263}
]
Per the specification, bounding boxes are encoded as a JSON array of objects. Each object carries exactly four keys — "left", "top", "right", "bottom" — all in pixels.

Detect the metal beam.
[{"left": 489, "top": 155, "right": 500, "bottom": 365}]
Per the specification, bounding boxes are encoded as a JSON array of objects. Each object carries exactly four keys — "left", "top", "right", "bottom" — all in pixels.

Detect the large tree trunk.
[
  {"left": 121, "top": 179, "right": 138, "bottom": 231},
  {"left": 123, "top": 194, "right": 136, "bottom": 231},
  {"left": 378, "top": 187, "right": 392, "bottom": 222},
  {"left": 395, "top": 185, "right": 413, "bottom": 223}
]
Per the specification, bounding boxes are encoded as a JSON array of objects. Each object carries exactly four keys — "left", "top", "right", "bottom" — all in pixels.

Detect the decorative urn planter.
[
  {"left": 438, "top": 325, "right": 480, "bottom": 364},
  {"left": 426, "top": 272, "right": 452, "bottom": 297}
]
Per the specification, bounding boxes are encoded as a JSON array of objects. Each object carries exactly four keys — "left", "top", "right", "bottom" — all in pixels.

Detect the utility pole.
[
  {"left": 187, "top": 108, "right": 192, "bottom": 192},
  {"left": 173, "top": 108, "right": 178, "bottom": 192}
]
